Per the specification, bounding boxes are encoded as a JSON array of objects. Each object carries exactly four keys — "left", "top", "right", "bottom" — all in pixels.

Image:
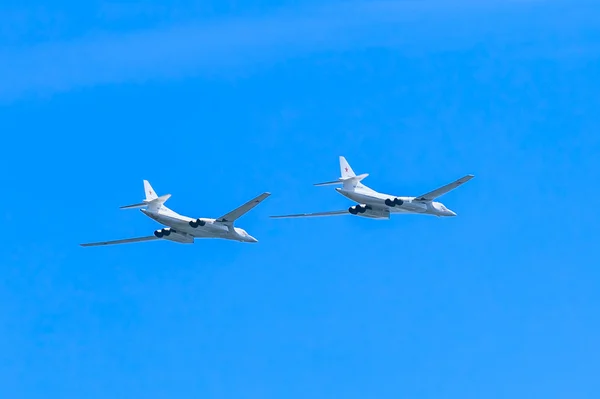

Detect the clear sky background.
[{"left": 1, "top": 0, "right": 599, "bottom": 398}]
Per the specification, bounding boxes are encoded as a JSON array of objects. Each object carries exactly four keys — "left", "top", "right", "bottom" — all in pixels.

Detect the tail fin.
[
  {"left": 340, "top": 156, "right": 356, "bottom": 178},
  {"left": 144, "top": 180, "right": 158, "bottom": 201},
  {"left": 314, "top": 156, "right": 372, "bottom": 192},
  {"left": 120, "top": 180, "right": 170, "bottom": 210}
]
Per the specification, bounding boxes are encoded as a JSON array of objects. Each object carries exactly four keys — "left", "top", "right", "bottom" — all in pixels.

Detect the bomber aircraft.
[
  {"left": 81, "top": 180, "right": 270, "bottom": 246},
  {"left": 270, "top": 156, "right": 473, "bottom": 220}
]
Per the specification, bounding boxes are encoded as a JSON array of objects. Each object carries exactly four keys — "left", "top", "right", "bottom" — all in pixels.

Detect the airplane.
[
  {"left": 81, "top": 180, "right": 270, "bottom": 247},
  {"left": 270, "top": 156, "right": 473, "bottom": 220}
]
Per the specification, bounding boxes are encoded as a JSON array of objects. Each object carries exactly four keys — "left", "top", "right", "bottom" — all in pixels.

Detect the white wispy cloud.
[{"left": 0, "top": 0, "right": 591, "bottom": 102}]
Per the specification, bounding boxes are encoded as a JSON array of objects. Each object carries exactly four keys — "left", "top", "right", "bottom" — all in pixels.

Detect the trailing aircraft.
[
  {"left": 81, "top": 180, "right": 270, "bottom": 247},
  {"left": 270, "top": 156, "right": 473, "bottom": 220}
]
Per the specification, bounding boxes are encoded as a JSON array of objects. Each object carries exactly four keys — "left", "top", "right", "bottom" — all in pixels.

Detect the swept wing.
[
  {"left": 215, "top": 192, "right": 271, "bottom": 223},
  {"left": 270, "top": 210, "right": 349, "bottom": 219},
  {"left": 414, "top": 174, "right": 474, "bottom": 201},
  {"left": 80, "top": 236, "right": 159, "bottom": 247}
]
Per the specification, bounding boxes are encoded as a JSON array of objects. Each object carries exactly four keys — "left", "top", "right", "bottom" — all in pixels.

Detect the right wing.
[
  {"left": 80, "top": 236, "right": 160, "bottom": 247},
  {"left": 215, "top": 192, "right": 271, "bottom": 223},
  {"left": 270, "top": 210, "right": 349, "bottom": 219},
  {"left": 414, "top": 174, "right": 474, "bottom": 201}
]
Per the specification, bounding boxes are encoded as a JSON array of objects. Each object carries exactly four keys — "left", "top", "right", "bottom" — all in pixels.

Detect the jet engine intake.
[
  {"left": 349, "top": 204, "right": 368, "bottom": 214},
  {"left": 154, "top": 228, "right": 170, "bottom": 238},
  {"left": 154, "top": 228, "right": 194, "bottom": 243},
  {"left": 189, "top": 218, "right": 207, "bottom": 228},
  {"left": 384, "top": 198, "right": 404, "bottom": 207},
  {"left": 349, "top": 204, "right": 390, "bottom": 219}
]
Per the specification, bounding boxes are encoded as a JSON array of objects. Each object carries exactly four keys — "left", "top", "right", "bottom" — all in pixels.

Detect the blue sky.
[{"left": 1, "top": 0, "right": 599, "bottom": 398}]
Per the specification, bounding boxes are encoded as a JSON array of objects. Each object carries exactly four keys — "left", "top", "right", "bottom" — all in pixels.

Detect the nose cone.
[
  {"left": 449, "top": 210, "right": 457, "bottom": 217},
  {"left": 247, "top": 235, "right": 258, "bottom": 243}
]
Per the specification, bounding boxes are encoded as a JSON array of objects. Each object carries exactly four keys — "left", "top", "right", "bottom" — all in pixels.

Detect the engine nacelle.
[
  {"left": 189, "top": 218, "right": 207, "bottom": 228},
  {"left": 348, "top": 204, "right": 390, "bottom": 219},
  {"left": 384, "top": 198, "right": 404, "bottom": 207},
  {"left": 154, "top": 228, "right": 194, "bottom": 244},
  {"left": 384, "top": 198, "right": 427, "bottom": 212}
]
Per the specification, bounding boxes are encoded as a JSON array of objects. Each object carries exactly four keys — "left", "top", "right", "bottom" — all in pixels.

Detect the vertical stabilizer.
[
  {"left": 144, "top": 180, "right": 158, "bottom": 201},
  {"left": 315, "top": 156, "right": 374, "bottom": 193},
  {"left": 339, "top": 156, "right": 375, "bottom": 193},
  {"left": 340, "top": 156, "right": 356, "bottom": 179},
  {"left": 120, "top": 180, "right": 168, "bottom": 210}
]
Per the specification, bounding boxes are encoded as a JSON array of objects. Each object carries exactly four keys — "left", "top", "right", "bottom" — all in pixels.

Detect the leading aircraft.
[
  {"left": 270, "top": 156, "right": 473, "bottom": 220},
  {"left": 81, "top": 180, "right": 270, "bottom": 247}
]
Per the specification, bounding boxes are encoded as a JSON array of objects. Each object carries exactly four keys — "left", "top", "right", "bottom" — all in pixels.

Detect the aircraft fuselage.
[
  {"left": 141, "top": 208, "right": 258, "bottom": 242},
  {"left": 335, "top": 187, "right": 457, "bottom": 217}
]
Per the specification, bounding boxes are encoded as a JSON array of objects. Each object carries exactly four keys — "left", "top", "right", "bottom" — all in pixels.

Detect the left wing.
[
  {"left": 80, "top": 236, "right": 160, "bottom": 247},
  {"left": 414, "top": 174, "right": 474, "bottom": 201},
  {"left": 215, "top": 192, "right": 271, "bottom": 223},
  {"left": 270, "top": 210, "right": 350, "bottom": 219}
]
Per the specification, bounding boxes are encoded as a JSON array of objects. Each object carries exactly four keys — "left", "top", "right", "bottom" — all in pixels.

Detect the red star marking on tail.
[{"left": 344, "top": 167, "right": 348, "bottom": 172}]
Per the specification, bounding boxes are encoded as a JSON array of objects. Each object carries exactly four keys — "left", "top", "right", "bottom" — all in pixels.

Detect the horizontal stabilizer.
[
  {"left": 151, "top": 194, "right": 171, "bottom": 204},
  {"left": 120, "top": 194, "right": 171, "bottom": 210},
  {"left": 120, "top": 202, "right": 148, "bottom": 210},
  {"left": 314, "top": 173, "right": 369, "bottom": 186},
  {"left": 270, "top": 210, "right": 350, "bottom": 219},
  {"left": 314, "top": 180, "right": 344, "bottom": 187}
]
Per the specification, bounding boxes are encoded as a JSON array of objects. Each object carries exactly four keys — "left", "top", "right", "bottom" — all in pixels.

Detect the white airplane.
[
  {"left": 81, "top": 180, "right": 270, "bottom": 247},
  {"left": 271, "top": 156, "right": 474, "bottom": 220}
]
